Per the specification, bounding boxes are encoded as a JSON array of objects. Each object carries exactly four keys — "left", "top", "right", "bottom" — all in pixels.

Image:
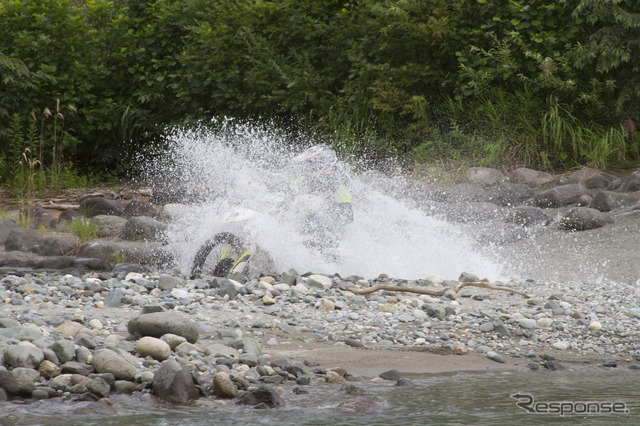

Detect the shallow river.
[{"left": 3, "top": 369, "right": 638, "bottom": 425}]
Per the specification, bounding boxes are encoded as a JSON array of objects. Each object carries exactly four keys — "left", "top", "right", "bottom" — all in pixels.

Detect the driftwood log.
[{"left": 348, "top": 281, "right": 530, "bottom": 299}]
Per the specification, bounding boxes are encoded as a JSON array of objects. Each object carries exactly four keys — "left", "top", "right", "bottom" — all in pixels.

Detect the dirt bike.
[{"left": 190, "top": 195, "right": 343, "bottom": 277}]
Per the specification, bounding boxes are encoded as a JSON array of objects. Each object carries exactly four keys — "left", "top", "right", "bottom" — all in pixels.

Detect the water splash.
[{"left": 142, "top": 120, "right": 505, "bottom": 281}]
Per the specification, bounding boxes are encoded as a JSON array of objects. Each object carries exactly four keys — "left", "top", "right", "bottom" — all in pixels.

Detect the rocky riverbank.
[{"left": 1, "top": 166, "right": 640, "bottom": 410}]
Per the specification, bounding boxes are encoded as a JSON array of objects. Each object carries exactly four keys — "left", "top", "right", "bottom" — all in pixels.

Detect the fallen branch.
[{"left": 348, "top": 281, "right": 530, "bottom": 299}]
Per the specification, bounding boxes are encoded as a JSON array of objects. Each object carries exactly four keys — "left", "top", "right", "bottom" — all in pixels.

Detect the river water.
[{"left": 4, "top": 369, "right": 638, "bottom": 424}]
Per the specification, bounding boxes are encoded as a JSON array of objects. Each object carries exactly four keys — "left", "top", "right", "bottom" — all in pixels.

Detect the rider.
[{"left": 289, "top": 144, "right": 353, "bottom": 259}]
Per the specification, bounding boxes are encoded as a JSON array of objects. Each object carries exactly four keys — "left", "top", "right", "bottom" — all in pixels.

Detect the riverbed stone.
[
  {"left": 307, "top": 275, "right": 333, "bottom": 290},
  {"left": 49, "top": 340, "right": 77, "bottom": 364},
  {"left": 213, "top": 371, "right": 238, "bottom": 398},
  {"left": 4, "top": 344, "right": 45, "bottom": 369},
  {"left": 152, "top": 358, "right": 199, "bottom": 405},
  {"left": 127, "top": 312, "right": 198, "bottom": 344},
  {"left": 534, "top": 184, "right": 587, "bottom": 207},
  {"left": 91, "top": 348, "right": 137, "bottom": 380},
  {"left": 237, "top": 385, "right": 285, "bottom": 408},
  {"left": 0, "top": 369, "right": 35, "bottom": 396},
  {"left": 558, "top": 207, "right": 613, "bottom": 231},
  {"left": 136, "top": 336, "right": 171, "bottom": 361}
]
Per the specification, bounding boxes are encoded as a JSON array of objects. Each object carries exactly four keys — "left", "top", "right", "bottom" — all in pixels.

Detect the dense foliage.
[{"left": 1, "top": 0, "right": 638, "bottom": 187}]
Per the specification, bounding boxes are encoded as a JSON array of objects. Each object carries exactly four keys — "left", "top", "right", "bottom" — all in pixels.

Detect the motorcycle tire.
[{"left": 191, "top": 232, "right": 244, "bottom": 275}]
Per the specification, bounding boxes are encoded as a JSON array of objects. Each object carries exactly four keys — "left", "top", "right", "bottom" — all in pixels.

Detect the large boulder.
[
  {"left": 509, "top": 168, "right": 554, "bottom": 187},
  {"left": 0, "top": 251, "right": 38, "bottom": 268},
  {"left": 38, "top": 235, "right": 78, "bottom": 256},
  {"left": 558, "top": 207, "right": 613, "bottom": 231},
  {"left": 79, "top": 197, "right": 126, "bottom": 217},
  {"left": 127, "top": 312, "right": 199, "bottom": 344},
  {"left": 123, "top": 200, "right": 158, "bottom": 218},
  {"left": 591, "top": 191, "right": 640, "bottom": 212},
  {"left": 504, "top": 206, "right": 550, "bottom": 227},
  {"left": 123, "top": 216, "right": 167, "bottom": 241},
  {"left": 152, "top": 359, "right": 199, "bottom": 405},
  {"left": 534, "top": 184, "right": 587, "bottom": 208},
  {"left": 35, "top": 256, "right": 75, "bottom": 270},
  {"left": 487, "top": 183, "right": 534, "bottom": 207},
  {"left": 4, "top": 227, "right": 43, "bottom": 252},
  {"left": 467, "top": 167, "right": 505, "bottom": 187},
  {"left": 567, "top": 168, "right": 621, "bottom": 189},
  {"left": 93, "top": 215, "right": 127, "bottom": 238},
  {"left": 76, "top": 240, "right": 172, "bottom": 266},
  {"left": 620, "top": 171, "right": 640, "bottom": 192}
]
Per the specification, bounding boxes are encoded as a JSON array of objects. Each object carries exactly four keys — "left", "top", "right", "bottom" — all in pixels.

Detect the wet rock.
[
  {"left": 123, "top": 216, "right": 167, "bottom": 241},
  {"left": 591, "top": 191, "right": 639, "bottom": 212},
  {"left": 568, "top": 168, "right": 621, "bottom": 189},
  {"left": 620, "top": 171, "right": 640, "bottom": 191},
  {"left": 77, "top": 240, "right": 172, "bottom": 266},
  {"left": 136, "top": 336, "right": 171, "bottom": 361},
  {"left": 4, "top": 344, "right": 45, "bottom": 369},
  {"left": 213, "top": 371, "right": 238, "bottom": 398},
  {"left": 379, "top": 369, "right": 403, "bottom": 381},
  {"left": 38, "top": 235, "right": 79, "bottom": 256},
  {"left": 338, "top": 396, "right": 380, "bottom": 412},
  {"left": 0, "top": 369, "right": 35, "bottom": 396},
  {"left": 93, "top": 215, "right": 127, "bottom": 238},
  {"left": 435, "top": 182, "right": 489, "bottom": 203},
  {"left": 73, "top": 257, "right": 112, "bottom": 271},
  {"left": 534, "top": 184, "right": 587, "bottom": 207},
  {"left": 487, "top": 183, "right": 534, "bottom": 207},
  {"left": 444, "top": 202, "right": 505, "bottom": 223},
  {"left": 79, "top": 197, "right": 125, "bottom": 217},
  {"left": 88, "top": 377, "right": 111, "bottom": 398},
  {"left": 468, "top": 167, "right": 504, "bottom": 187},
  {"left": 128, "top": 312, "right": 198, "bottom": 344},
  {"left": 504, "top": 206, "right": 550, "bottom": 227},
  {"left": 112, "top": 263, "right": 148, "bottom": 275},
  {"left": 509, "top": 168, "right": 554, "bottom": 187},
  {"left": 558, "top": 208, "right": 613, "bottom": 231},
  {"left": 237, "top": 386, "right": 284, "bottom": 408},
  {"left": 123, "top": 200, "right": 158, "bottom": 218},
  {"left": 152, "top": 359, "right": 199, "bottom": 405},
  {"left": 4, "top": 227, "right": 43, "bottom": 252},
  {"left": 91, "top": 349, "right": 137, "bottom": 381},
  {"left": 35, "top": 256, "right": 75, "bottom": 270}
]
